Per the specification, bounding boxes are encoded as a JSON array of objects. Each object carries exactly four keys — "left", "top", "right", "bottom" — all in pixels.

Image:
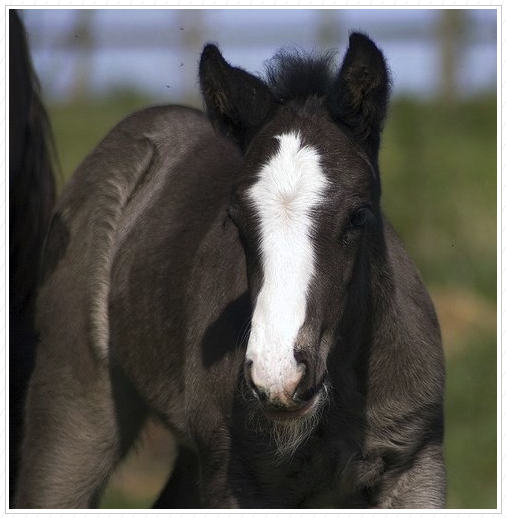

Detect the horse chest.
[{"left": 229, "top": 435, "right": 371, "bottom": 508}]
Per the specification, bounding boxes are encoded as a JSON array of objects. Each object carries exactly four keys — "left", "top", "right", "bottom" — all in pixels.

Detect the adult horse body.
[
  {"left": 9, "top": 10, "right": 56, "bottom": 504},
  {"left": 16, "top": 34, "right": 445, "bottom": 509}
]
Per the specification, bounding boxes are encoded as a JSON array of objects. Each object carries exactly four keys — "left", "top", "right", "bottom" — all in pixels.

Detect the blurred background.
[{"left": 18, "top": 8, "right": 497, "bottom": 509}]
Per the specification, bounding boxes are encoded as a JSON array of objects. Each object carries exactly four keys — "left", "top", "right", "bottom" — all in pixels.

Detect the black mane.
[{"left": 264, "top": 49, "right": 337, "bottom": 103}]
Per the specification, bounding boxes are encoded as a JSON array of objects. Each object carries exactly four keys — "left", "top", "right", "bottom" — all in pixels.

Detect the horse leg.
[
  {"left": 372, "top": 443, "right": 446, "bottom": 509},
  {"left": 14, "top": 345, "right": 147, "bottom": 509}
]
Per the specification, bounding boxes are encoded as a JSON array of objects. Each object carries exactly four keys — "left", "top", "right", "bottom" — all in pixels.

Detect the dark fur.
[
  {"left": 329, "top": 32, "right": 391, "bottom": 161},
  {"left": 15, "top": 33, "right": 445, "bottom": 509},
  {"left": 9, "top": 10, "right": 56, "bottom": 505},
  {"left": 265, "top": 49, "right": 337, "bottom": 102}
]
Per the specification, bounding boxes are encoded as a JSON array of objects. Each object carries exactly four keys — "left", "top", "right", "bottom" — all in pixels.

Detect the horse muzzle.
[{"left": 244, "top": 359, "right": 323, "bottom": 419}]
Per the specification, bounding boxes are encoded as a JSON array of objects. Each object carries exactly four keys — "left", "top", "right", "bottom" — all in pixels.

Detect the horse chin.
[
  {"left": 262, "top": 393, "right": 319, "bottom": 422},
  {"left": 243, "top": 382, "right": 329, "bottom": 459},
  {"left": 266, "top": 392, "right": 327, "bottom": 459}
]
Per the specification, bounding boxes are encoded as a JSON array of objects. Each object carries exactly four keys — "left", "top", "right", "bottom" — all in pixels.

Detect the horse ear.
[
  {"left": 199, "top": 44, "right": 276, "bottom": 150},
  {"left": 328, "top": 32, "right": 391, "bottom": 160}
]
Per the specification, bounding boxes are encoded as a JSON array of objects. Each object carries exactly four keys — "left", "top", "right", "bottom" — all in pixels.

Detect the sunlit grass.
[
  {"left": 381, "top": 95, "right": 496, "bottom": 302},
  {"left": 445, "top": 329, "right": 497, "bottom": 509}
]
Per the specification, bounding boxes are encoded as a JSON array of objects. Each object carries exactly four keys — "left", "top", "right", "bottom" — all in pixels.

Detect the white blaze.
[{"left": 246, "top": 132, "right": 327, "bottom": 398}]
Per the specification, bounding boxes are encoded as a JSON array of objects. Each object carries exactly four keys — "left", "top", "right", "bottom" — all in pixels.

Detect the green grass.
[
  {"left": 100, "top": 491, "right": 153, "bottom": 510},
  {"left": 49, "top": 89, "right": 156, "bottom": 189},
  {"left": 445, "top": 329, "right": 497, "bottom": 508},
  {"left": 380, "top": 95, "right": 497, "bottom": 301}
]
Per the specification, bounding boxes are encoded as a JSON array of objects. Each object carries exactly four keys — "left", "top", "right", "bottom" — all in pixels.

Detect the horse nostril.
[
  {"left": 293, "top": 354, "right": 308, "bottom": 386},
  {"left": 293, "top": 350, "right": 307, "bottom": 365},
  {"left": 292, "top": 355, "right": 317, "bottom": 403},
  {"left": 244, "top": 359, "right": 267, "bottom": 402},
  {"left": 294, "top": 383, "right": 316, "bottom": 403}
]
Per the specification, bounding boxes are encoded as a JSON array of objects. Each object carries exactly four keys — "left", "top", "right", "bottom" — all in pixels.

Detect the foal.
[{"left": 15, "top": 33, "right": 445, "bottom": 509}]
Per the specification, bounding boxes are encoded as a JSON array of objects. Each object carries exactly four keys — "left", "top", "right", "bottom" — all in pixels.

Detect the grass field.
[{"left": 46, "top": 91, "right": 497, "bottom": 509}]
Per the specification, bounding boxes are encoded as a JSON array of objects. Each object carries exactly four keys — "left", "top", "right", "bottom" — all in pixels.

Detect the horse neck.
[{"left": 327, "top": 221, "right": 396, "bottom": 392}]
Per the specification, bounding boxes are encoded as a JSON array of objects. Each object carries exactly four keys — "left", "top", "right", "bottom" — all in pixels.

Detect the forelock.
[{"left": 264, "top": 49, "right": 337, "bottom": 103}]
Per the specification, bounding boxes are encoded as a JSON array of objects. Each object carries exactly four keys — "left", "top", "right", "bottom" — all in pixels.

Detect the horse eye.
[{"left": 350, "top": 207, "right": 372, "bottom": 228}]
